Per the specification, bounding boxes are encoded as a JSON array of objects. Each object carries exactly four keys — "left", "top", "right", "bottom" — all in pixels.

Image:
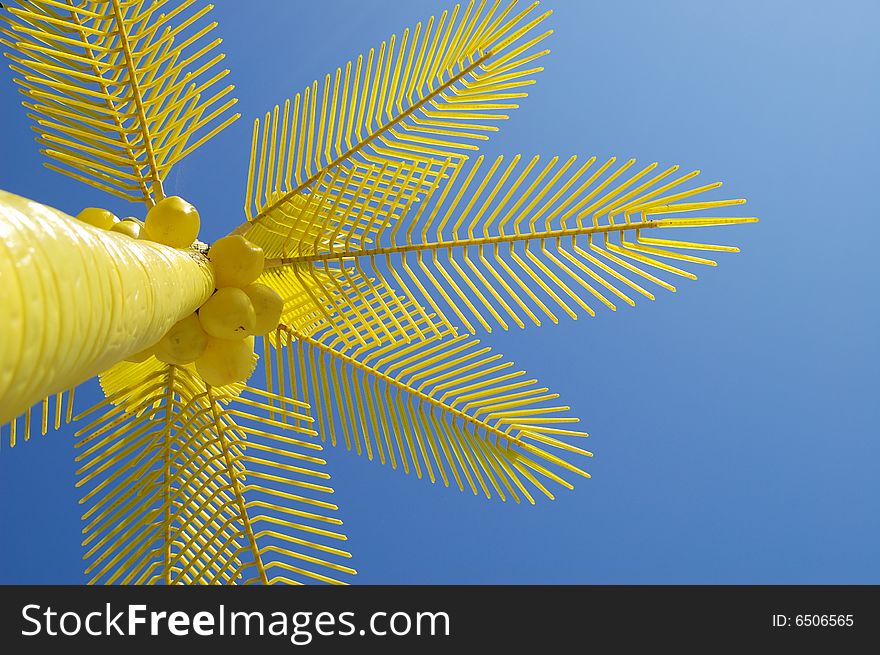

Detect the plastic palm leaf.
[
  {"left": 261, "top": 154, "right": 756, "bottom": 336},
  {"left": 272, "top": 319, "right": 591, "bottom": 504},
  {"left": 1, "top": 0, "right": 238, "bottom": 204},
  {"left": 0, "top": 0, "right": 756, "bottom": 584}
]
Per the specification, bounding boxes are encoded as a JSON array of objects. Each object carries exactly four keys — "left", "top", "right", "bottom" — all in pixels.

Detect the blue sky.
[{"left": 1, "top": 0, "right": 878, "bottom": 583}]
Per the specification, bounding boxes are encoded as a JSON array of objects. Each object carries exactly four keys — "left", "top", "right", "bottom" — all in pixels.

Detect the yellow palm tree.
[{"left": 0, "top": 0, "right": 756, "bottom": 584}]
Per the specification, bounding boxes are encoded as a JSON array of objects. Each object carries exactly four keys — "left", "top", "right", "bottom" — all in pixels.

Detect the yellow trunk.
[{"left": 0, "top": 189, "right": 215, "bottom": 424}]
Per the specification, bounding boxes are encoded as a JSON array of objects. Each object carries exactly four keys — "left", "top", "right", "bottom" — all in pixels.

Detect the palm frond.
[
  {"left": 267, "top": 154, "right": 758, "bottom": 335},
  {"left": 75, "top": 358, "right": 354, "bottom": 584},
  {"left": 236, "top": 0, "right": 552, "bottom": 257},
  {"left": 76, "top": 364, "right": 236, "bottom": 584},
  {"left": 269, "top": 320, "right": 591, "bottom": 505},
  {"left": 208, "top": 383, "right": 355, "bottom": 585},
  {"left": 1, "top": 0, "right": 239, "bottom": 204}
]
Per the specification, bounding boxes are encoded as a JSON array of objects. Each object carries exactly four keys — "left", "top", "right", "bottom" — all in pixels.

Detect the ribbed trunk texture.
[{"left": 0, "top": 189, "right": 214, "bottom": 424}]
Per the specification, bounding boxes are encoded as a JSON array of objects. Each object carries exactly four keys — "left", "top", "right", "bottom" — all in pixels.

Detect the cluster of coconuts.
[
  {"left": 77, "top": 196, "right": 283, "bottom": 387},
  {"left": 75, "top": 195, "right": 199, "bottom": 246}
]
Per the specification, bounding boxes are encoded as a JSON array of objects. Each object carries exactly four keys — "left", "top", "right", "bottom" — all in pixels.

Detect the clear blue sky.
[{"left": 1, "top": 0, "right": 878, "bottom": 583}]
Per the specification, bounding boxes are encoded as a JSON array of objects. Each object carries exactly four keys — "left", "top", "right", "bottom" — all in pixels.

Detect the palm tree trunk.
[{"left": 0, "top": 189, "right": 215, "bottom": 424}]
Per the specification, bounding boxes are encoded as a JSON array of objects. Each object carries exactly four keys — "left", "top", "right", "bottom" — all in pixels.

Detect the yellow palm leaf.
[
  {"left": 265, "top": 154, "right": 758, "bottom": 334},
  {"left": 268, "top": 320, "right": 590, "bottom": 505},
  {"left": 237, "top": 0, "right": 552, "bottom": 256},
  {"left": 75, "top": 359, "right": 355, "bottom": 584},
  {"left": 0, "top": 0, "right": 239, "bottom": 204}
]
